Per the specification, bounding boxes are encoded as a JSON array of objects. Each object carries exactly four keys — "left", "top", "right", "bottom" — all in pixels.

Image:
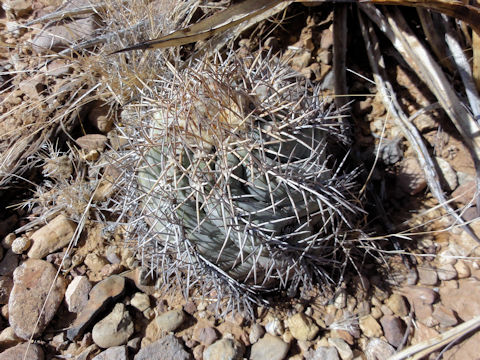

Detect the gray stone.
[
  {"left": 65, "top": 276, "right": 91, "bottom": 313},
  {"left": 67, "top": 275, "right": 126, "bottom": 340},
  {"left": 0, "top": 342, "right": 44, "bottom": 360},
  {"left": 155, "top": 309, "right": 186, "bottom": 333},
  {"left": 92, "top": 345, "right": 128, "bottom": 360},
  {"left": 105, "top": 246, "right": 121, "bottom": 264},
  {"left": 9, "top": 259, "right": 66, "bottom": 339},
  {"left": 305, "top": 346, "right": 339, "bottom": 360},
  {"left": 92, "top": 303, "right": 134, "bottom": 348},
  {"left": 127, "top": 337, "right": 142, "bottom": 352},
  {"left": 250, "top": 334, "right": 289, "bottom": 360},
  {"left": 203, "top": 337, "right": 244, "bottom": 360},
  {"left": 134, "top": 334, "right": 192, "bottom": 360}
]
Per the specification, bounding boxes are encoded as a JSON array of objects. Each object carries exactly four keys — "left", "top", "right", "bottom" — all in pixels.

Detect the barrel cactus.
[{"left": 118, "top": 51, "right": 363, "bottom": 310}]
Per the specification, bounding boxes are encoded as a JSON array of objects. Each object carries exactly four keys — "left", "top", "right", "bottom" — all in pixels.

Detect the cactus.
[{"left": 117, "top": 51, "right": 363, "bottom": 309}]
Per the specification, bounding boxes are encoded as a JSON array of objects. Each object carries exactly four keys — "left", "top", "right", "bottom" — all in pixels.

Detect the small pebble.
[
  {"left": 379, "top": 315, "right": 405, "bottom": 348},
  {"left": 92, "top": 303, "right": 134, "bottom": 348},
  {"left": 265, "top": 317, "right": 284, "bottom": 336},
  {"left": 155, "top": 308, "right": 186, "bottom": 333},
  {"left": 328, "top": 337, "right": 353, "bottom": 360},
  {"left": 359, "top": 315, "right": 383, "bottom": 338},
  {"left": 365, "top": 338, "right": 395, "bottom": 360},
  {"left": 437, "top": 263, "right": 457, "bottom": 281},
  {"left": 65, "top": 276, "right": 91, "bottom": 313},
  {"left": 250, "top": 334, "right": 289, "bottom": 360},
  {"left": 11, "top": 237, "right": 30, "bottom": 254},
  {"left": 432, "top": 304, "right": 458, "bottom": 327},
  {"left": 249, "top": 323, "right": 265, "bottom": 344},
  {"left": 454, "top": 261, "right": 471, "bottom": 279},
  {"left": 2, "top": 233, "right": 15, "bottom": 249},
  {"left": 203, "top": 337, "right": 244, "bottom": 360},
  {"left": 417, "top": 264, "right": 438, "bottom": 286},
  {"left": 287, "top": 313, "right": 319, "bottom": 341}
]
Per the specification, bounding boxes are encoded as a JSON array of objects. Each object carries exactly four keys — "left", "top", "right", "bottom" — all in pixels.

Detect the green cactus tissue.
[{"left": 116, "top": 52, "right": 364, "bottom": 309}]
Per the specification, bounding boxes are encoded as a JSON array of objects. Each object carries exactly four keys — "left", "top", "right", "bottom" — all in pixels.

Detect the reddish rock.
[
  {"left": 439, "top": 279, "right": 480, "bottom": 321},
  {"left": 417, "top": 265, "right": 438, "bottom": 286},
  {"left": 9, "top": 259, "right": 65, "bottom": 339},
  {"left": 443, "top": 330, "right": 480, "bottom": 360},
  {"left": 397, "top": 158, "right": 427, "bottom": 195},
  {"left": 401, "top": 286, "right": 436, "bottom": 305},
  {"left": 432, "top": 304, "right": 458, "bottom": 328},
  {"left": 380, "top": 315, "right": 405, "bottom": 348},
  {"left": 452, "top": 180, "right": 476, "bottom": 205},
  {"left": 413, "top": 302, "right": 437, "bottom": 327},
  {"left": 0, "top": 342, "right": 44, "bottom": 360},
  {"left": 193, "top": 326, "right": 219, "bottom": 346},
  {"left": 412, "top": 322, "right": 439, "bottom": 345}
]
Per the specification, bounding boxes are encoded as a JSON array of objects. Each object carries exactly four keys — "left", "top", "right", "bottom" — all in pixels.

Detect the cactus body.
[{"left": 121, "top": 53, "right": 362, "bottom": 306}]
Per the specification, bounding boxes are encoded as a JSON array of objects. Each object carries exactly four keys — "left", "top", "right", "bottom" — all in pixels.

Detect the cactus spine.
[{"left": 119, "top": 51, "right": 362, "bottom": 308}]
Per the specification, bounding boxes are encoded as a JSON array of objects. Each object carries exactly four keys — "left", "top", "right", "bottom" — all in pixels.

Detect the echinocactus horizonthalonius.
[{"left": 117, "top": 50, "right": 364, "bottom": 310}]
